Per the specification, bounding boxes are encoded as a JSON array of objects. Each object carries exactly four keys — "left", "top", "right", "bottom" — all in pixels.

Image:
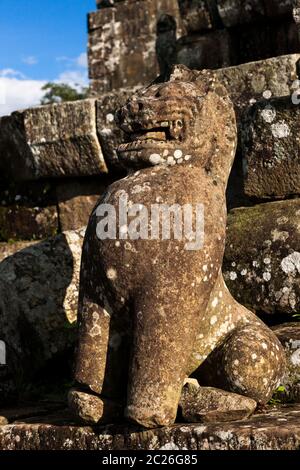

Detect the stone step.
[{"left": 0, "top": 404, "right": 299, "bottom": 449}]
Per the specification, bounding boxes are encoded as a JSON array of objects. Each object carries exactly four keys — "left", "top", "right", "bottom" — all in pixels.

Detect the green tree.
[{"left": 40, "top": 82, "right": 89, "bottom": 105}]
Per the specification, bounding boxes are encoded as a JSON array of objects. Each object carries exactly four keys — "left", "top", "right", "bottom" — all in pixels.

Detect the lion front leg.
[
  {"left": 125, "top": 283, "right": 203, "bottom": 428},
  {"left": 74, "top": 296, "right": 111, "bottom": 395}
]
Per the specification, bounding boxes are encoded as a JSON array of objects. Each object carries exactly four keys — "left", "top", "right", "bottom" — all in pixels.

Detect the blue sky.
[{"left": 0, "top": 0, "right": 96, "bottom": 115}]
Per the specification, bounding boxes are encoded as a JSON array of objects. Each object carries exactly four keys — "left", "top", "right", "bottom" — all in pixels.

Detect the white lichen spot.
[
  {"left": 290, "top": 349, "right": 300, "bottom": 366},
  {"left": 106, "top": 267, "right": 117, "bottom": 281},
  {"left": 281, "top": 252, "right": 300, "bottom": 274},
  {"left": 203, "top": 265, "right": 208, "bottom": 272},
  {"left": 211, "top": 297, "right": 219, "bottom": 308},
  {"left": 174, "top": 149, "right": 183, "bottom": 160},
  {"left": 263, "top": 272, "right": 271, "bottom": 281},
  {"left": 271, "top": 120, "right": 290, "bottom": 139},
  {"left": 263, "top": 258, "right": 271, "bottom": 265},
  {"left": 106, "top": 113, "right": 114, "bottom": 123},
  {"left": 210, "top": 315, "right": 218, "bottom": 325},
  {"left": 149, "top": 154, "right": 162, "bottom": 165},
  {"left": 262, "top": 342, "right": 268, "bottom": 350},
  {"left": 251, "top": 353, "right": 257, "bottom": 360},
  {"left": 229, "top": 271, "right": 237, "bottom": 281},
  {"left": 263, "top": 90, "right": 272, "bottom": 100},
  {"left": 241, "top": 269, "right": 247, "bottom": 276},
  {"left": 261, "top": 105, "right": 276, "bottom": 123},
  {"left": 159, "top": 442, "right": 180, "bottom": 450}
]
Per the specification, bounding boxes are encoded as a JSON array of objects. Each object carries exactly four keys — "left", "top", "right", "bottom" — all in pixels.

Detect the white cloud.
[
  {"left": 56, "top": 52, "right": 87, "bottom": 69},
  {"left": 0, "top": 53, "right": 89, "bottom": 117},
  {"left": 22, "top": 56, "right": 38, "bottom": 65},
  {"left": 56, "top": 69, "right": 88, "bottom": 88},
  {"left": 0, "top": 68, "right": 26, "bottom": 79},
  {"left": 76, "top": 52, "right": 87, "bottom": 68},
  {"left": 0, "top": 75, "right": 45, "bottom": 116}
]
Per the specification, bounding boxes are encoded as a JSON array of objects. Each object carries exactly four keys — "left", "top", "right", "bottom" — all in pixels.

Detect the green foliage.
[
  {"left": 269, "top": 385, "right": 287, "bottom": 405},
  {"left": 40, "top": 82, "right": 89, "bottom": 105},
  {"left": 292, "top": 313, "right": 300, "bottom": 320}
]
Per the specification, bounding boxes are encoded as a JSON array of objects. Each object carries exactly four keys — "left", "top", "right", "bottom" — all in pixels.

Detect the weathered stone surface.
[
  {"left": 73, "top": 65, "right": 285, "bottom": 429},
  {"left": 242, "top": 96, "right": 300, "bottom": 198},
  {"left": 178, "top": 0, "right": 213, "bottom": 33},
  {"left": 176, "top": 30, "right": 233, "bottom": 70},
  {"left": 179, "top": 383, "right": 257, "bottom": 423},
  {"left": 229, "top": 19, "right": 299, "bottom": 65},
  {"left": 56, "top": 178, "right": 111, "bottom": 231},
  {"left": 178, "top": 0, "right": 294, "bottom": 33},
  {"left": 223, "top": 199, "right": 300, "bottom": 315},
  {"left": 217, "top": 0, "right": 294, "bottom": 27},
  {"left": 294, "top": 0, "right": 300, "bottom": 40},
  {"left": 0, "top": 205, "right": 58, "bottom": 241},
  {"left": 273, "top": 323, "right": 300, "bottom": 393},
  {"left": 0, "top": 229, "right": 85, "bottom": 393},
  {"left": 88, "top": 0, "right": 183, "bottom": 93},
  {"left": 215, "top": 54, "right": 300, "bottom": 118},
  {"left": 1, "top": 405, "right": 300, "bottom": 449},
  {"left": 0, "top": 100, "right": 107, "bottom": 181},
  {"left": 0, "top": 241, "right": 37, "bottom": 262},
  {"left": 95, "top": 87, "right": 140, "bottom": 170},
  {"left": 0, "top": 179, "right": 57, "bottom": 208}
]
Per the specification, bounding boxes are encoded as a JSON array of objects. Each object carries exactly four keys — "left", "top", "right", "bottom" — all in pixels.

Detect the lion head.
[{"left": 115, "top": 65, "right": 237, "bottom": 182}]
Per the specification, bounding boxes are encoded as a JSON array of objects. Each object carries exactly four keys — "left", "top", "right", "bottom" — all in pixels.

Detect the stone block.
[
  {"left": 217, "top": 0, "right": 266, "bottom": 28},
  {"left": 242, "top": 96, "right": 300, "bottom": 198},
  {"left": 178, "top": 0, "right": 213, "bottom": 33},
  {"left": 56, "top": 177, "right": 112, "bottom": 231},
  {"left": 0, "top": 229, "right": 85, "bottom": 394},
  {"left": 88, "top": 0, "right": 183, "bottom": 92},
  {"left": 0, "top": 205, "right": 58, "bottom": 241},
  {"left": 229, "top": 19, "right": 300, "bottom": 65},
  {"left": 272, "top": 323, "right": 300, "bottom": 394},
  {"left": 0, "top": 100, "right": 107, "bottom": 181},
  {"left": 215, "top": 54, "right": 300, "bottom": 118},
  {"left": 176, "top": 29, "right": 233, "bottom": 70},
  {"left": 0, "top": 241, "right": 37, "bottom": 263},
  {"left": 179, "top": 383, "right": 257, "bottom": 423},
  {"left": 223, "top": 199, "right": 300, "bottom": 315}
]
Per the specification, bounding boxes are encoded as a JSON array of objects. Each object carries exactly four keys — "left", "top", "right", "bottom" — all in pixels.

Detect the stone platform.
[{"left": 0, "top": 403, "right": 300, "bottom": 450}]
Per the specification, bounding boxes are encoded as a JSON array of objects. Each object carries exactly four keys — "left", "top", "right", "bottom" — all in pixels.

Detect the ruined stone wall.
[
  {"left": 89, "top": 0, "right": 300, "bottom": 95},
  {"left": 89, "top": 0, "right": 183, "bottom": 94}
]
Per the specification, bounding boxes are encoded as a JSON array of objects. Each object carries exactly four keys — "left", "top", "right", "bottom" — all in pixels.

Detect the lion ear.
[{"left": 169, "top": 64, "right": 198, "bottom": 83}]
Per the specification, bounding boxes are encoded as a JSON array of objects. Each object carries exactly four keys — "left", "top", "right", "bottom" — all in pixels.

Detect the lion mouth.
[{"left": 118, "top": 119, "right": 185, "bottom": 153}]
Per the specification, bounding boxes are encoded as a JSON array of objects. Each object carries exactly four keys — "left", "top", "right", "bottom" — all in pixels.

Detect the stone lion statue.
[{"left": 69, "top": 65, "right": 286, "bottom": 428}]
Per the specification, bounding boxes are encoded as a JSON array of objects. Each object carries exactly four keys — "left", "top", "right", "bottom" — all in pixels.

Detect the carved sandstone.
[{"left": 70, "top": 65, "right": 286, "bottom": 428}]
